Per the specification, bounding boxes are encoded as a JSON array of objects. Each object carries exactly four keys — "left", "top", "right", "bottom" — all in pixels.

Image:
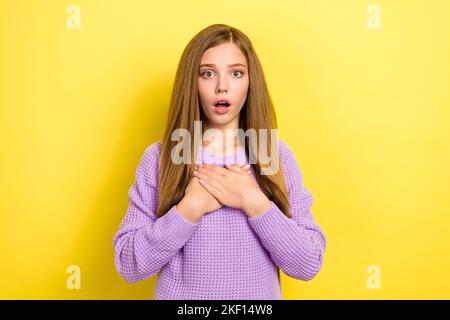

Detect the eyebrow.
[{"left": 199, "top": 63, "right": 247, "bottom": 69}]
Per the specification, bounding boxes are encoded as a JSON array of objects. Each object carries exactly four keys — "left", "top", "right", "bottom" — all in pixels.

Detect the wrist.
[
  {"left": 244, "top": 191, "right": 271, "bottom": 218},
  {"left": 176, "top": 198, "right": 203, "bottom": 223}
]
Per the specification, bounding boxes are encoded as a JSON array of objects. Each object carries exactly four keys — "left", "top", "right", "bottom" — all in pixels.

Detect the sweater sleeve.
[
  {"left": 113, "top": 142, "right": 199, "bottom": 283},
  {"left": 247, "top": 140, "right": 327, "bottom": 281}
]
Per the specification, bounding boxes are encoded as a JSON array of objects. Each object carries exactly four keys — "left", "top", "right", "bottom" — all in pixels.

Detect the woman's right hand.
[
  {"left": 176, "top": 175, "right": 223, "bottom": 223},
  {"left": 187, "top": 175, "right": 223, "bottom": 213},
  {"left": 176, "top": 164, "right": 251, "bottom": 223}
]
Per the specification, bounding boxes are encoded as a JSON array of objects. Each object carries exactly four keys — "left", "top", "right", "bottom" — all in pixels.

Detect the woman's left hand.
[{"left": 193, "top": 163, "right": 272, "bottom": 218}]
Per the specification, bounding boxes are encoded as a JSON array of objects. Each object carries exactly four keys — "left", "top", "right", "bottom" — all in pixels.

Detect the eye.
[
  {"left": 200, "top": 70, "right": 214, "bottom": 79},
  {"left": 232, "top": 70, "right": 244, "bottom": 78}
]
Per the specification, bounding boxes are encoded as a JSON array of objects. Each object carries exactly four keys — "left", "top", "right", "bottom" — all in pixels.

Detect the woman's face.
[{"left": 198, "top": 41, "right": 249, "bottom": 130}]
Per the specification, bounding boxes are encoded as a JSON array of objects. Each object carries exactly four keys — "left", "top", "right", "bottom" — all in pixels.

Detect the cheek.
[
  {"left": 197, "top": 82, "right": 209, "bottom": 105},
  {"left": 197, "top": 80, "right": 206, "bottom": 98},
  {"left": 198, "top": 80, "right": 215, "bottom": 99},
  {"left": 233, "top": 80, "right": 249, "bottom": 100}
]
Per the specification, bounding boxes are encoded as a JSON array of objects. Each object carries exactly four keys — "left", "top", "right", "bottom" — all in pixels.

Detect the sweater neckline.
[{"left": 197, "top": 144, "right": 247, "bottom": 165}]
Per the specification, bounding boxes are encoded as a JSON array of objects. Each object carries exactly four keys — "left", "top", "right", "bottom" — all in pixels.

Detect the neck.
[{"left": 202, "top": 120, "right": 243, "bottom": 155}]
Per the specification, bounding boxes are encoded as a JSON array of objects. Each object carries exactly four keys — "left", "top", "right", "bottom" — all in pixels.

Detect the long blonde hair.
[{"left": 156, "top": 24, "right": 291, "bottom": 219}]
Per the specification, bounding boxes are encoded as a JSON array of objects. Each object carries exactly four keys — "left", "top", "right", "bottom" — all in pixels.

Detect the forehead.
[{"left": 200, "top": 42, "right": 246, "bottom": 65}]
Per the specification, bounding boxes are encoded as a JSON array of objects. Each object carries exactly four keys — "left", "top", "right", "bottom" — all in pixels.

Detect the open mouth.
[
  {"left": 213, "top": 101, "right": 231, "bottom": 114},
  {"left": 214, "top": 102, "right": 230, "bottom": 107}
]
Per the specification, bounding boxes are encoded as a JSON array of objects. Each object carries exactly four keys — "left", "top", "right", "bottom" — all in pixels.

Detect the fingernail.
[{"left": 244, "top": 164, "right": 251, "bottom": 168}]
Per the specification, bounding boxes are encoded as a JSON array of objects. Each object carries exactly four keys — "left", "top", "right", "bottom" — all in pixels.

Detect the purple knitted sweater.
[{"left": 113, "top": 139, "right": 327, "bottom": 300}]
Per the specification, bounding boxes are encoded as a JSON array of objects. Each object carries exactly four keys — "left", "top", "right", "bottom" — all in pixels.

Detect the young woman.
[{"left": 113, "top": 24, "right": 327, "bottom": 300}]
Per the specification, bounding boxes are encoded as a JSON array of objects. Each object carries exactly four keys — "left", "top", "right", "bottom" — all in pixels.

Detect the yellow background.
[{"left": 1, "top": 0, "right": 449, "bottom": 299}]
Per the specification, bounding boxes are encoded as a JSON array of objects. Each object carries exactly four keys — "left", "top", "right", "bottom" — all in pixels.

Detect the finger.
[
  {"left": 226, "top": 163, "right": 251, "bottom": 174},
  {"left": 201, "top": 163, "right": 229, "bottom": 177},
  {"left": 239, "top": 163, "right": 253, "bottom": 175},
  {"left": 194, "top": 170, "right": 225, "bottom": 191},
  {"left": 198, "top": 166, "right": 227, "bottom": 182},
  {"left": 198, "top": 178, "right": 223, "bottom": 200}
]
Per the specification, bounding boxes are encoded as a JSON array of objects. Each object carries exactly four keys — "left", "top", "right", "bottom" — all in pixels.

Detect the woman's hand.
[
  {"left": 179, "top": 176, "right": 223, "bottom": 221},
  {"left": 193, "top": 163, "right": 272, "bottom": 218}
]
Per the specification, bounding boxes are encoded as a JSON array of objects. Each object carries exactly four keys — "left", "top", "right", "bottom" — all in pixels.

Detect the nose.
[
  {"left": 217, "top": 87, "right": 228, "bottom": 94},
  {"left": 216, "top": 76, "right": 229, "bottom": 94}
]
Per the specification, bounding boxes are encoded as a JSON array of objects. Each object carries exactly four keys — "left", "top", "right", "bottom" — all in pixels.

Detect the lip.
[
  {"left": 213, "top": 98, "right": 232, "bottom": 106},
  {"left": 213, "top": 105, "right": 230, "bottom": 114}
]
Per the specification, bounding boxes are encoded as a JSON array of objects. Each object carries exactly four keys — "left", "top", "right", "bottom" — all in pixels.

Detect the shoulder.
[
  {"left": 143, "top": 140, "right": 162, "bottom": 160},
  {"left": 278, "top": 138, "right": 290, "bottom": 155},
  {"left": 277, "top": 138, "right": 305, "bottom": 186},
  {"left": 135, "top": 140, "right": 162, "bottom": 187},
  {"left": 278, "top": 139, "right": 298, "bottom": 168}
]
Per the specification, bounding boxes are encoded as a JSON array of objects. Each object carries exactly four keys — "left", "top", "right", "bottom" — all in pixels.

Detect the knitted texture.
[{"left": 113, "top": 139, "right": 327, "bottom": 300}]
